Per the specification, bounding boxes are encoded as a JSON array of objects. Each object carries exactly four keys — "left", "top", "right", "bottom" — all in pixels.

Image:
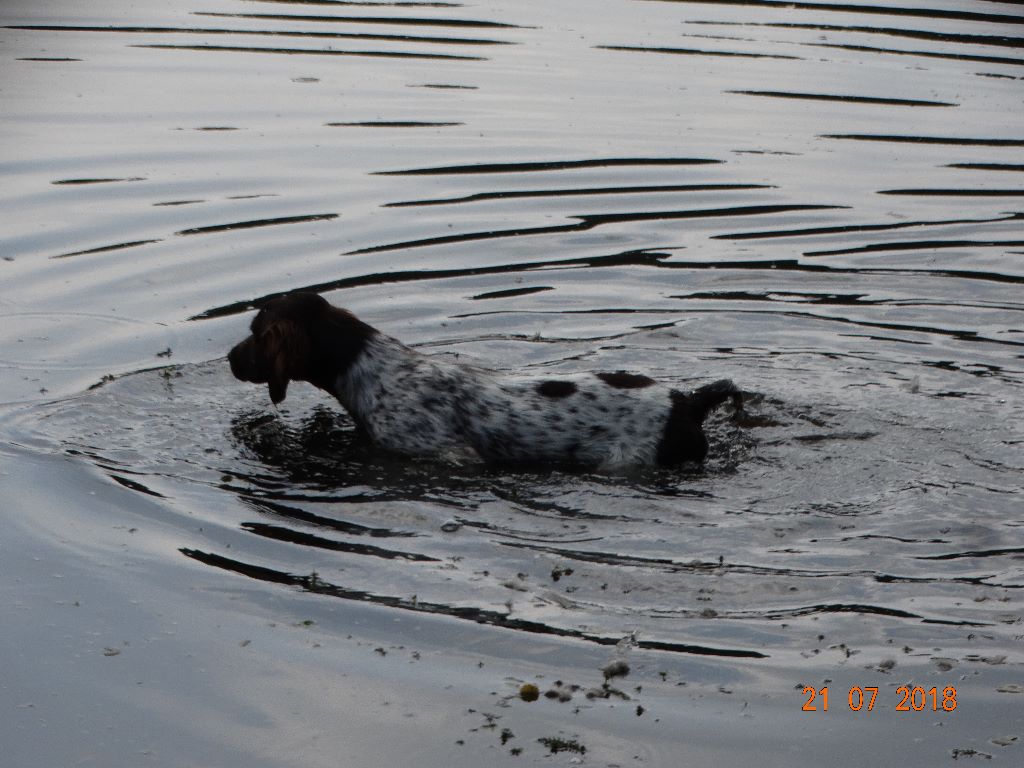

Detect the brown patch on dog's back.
[
  {"left": 537, "top": 380, "right": 577, "bottom": 398},
  {"left": 596, "top": 371, "right": 656, "bottom": 389}
]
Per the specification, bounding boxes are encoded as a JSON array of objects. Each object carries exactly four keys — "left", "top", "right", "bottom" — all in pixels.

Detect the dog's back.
[{"left": 336, "top": 333, "right": 738, "bottom": 467}]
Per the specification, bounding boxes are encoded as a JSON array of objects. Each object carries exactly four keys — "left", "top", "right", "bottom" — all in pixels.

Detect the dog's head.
[{"left": 228, "top": 292, "right": 375, "bottom": 404}]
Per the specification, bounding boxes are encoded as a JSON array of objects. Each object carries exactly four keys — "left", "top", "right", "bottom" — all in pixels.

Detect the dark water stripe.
[
  {"left": 804, "top": 239, "right": 1024, "bottom": 257},
  {"left": 948, "top": 163, "right": 1024, "bottom": 173},
  {"left": 712, "top": 262, "right": 1024, "bottom": 287},
  {"left": 675, "top": 289, "right": 1024, "bottom": 314},
  {"left": 847, "top": 534, "right": 950, "bottom": 545},
  {"left": 326, "top": 120, "right": 463, "bottom": 127},
  {"left": 793, "top": 430, "right": 879, "bottom": 442},
  {"left": 348, "top": 204, "right": 841, "bottom": 254},
  {"left": 228, "top": 1, "right": 462, "bottom": 6},
  {"left": 728, "top": 90, "right": 955, "bottom": 107},
  {"left": 180, "top": 548, "right": 769, "bottom": 658},
  {"left": 822, "top": 134, "right": 1024, "bottom": 147},
  {"left": 710, "top": 21, "right": 1024, "bottom": 51},
  {"left": 51, "top": 239, "right": 161, "bottom": 260},
  {"left": 6, "top": 24, "right": 511, "bottom": 46},
  {"left": 242, "top": 497, "right": 416, "bottom": 538},
  {"left": 715, "top": 213, "right": 1023, "bottom": 241},
  {"left": 51, "top": 176, "right": 146, "bottom": 185},
  {"left": 918, "top": 547, "right": 1024, "bottom": 561},
  {"left": 376, "top": 157, "right": 721, "bottom": 175},
  {"left": 598, "top": 44, "right": 800, "bottom": 60},
  {"left": 471, "top": 286, "right": 554, "bottom": 300},
  {"left": 788, "top": 604, "right": 985, "bottom": 627},
  {"left": 809, "top": 42, "right": 1024, "bottom": 68},
  {"left": 879, "top": 188, "right": 1024, "bottom": 197},
  {"left": 677, "top": 289, "right": 882, "bottom": 306},
  {"left": 410, "top": 82, "right": 478, "bottom": 89},
  {"left": 642, "top": 0, "right": 1024, "bottom": 26},
  {"left": 176, "top": 213, "right": 338, "bottom": 236},
  {"left": 658, "top": 603, "right": 984, "bottom": 627},
  {"left": 110, "top": 474, "right": 166, "bottom": 498},
  {"left": 255, "top": 1, "right": 462, "bottom": 6},
  {"left": 197, "top": 12, "right": 525, "bottom": 29},
  {"left": 385, "top": 183, "right": 772, "bottom": 207},
  {"left": 766, "top": 603, "right": 920, "bottom": 621},
  {"left": 65, "top": 448, "right": 134, "bottom": 473},
  {"left": 153, "top": 199, "right": 205, "bottom": 206},
  {"left": 16, "top": 56, "right": 82, "bottom": 61},
  {"left": 134, "top": 43, "right": 485, "bottom": 61},
  {"left": 240, "top": 522, "right": 438, "bottom": 561}
]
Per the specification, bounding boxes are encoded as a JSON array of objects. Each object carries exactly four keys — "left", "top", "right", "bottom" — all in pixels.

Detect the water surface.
[{"left": 2, "top": 0, "right": 1022, "bottom": 765}]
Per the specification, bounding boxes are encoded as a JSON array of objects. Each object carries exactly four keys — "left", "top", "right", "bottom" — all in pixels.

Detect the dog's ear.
[{"left": 259, "top": 318, "right": 309, "bottom": 405}]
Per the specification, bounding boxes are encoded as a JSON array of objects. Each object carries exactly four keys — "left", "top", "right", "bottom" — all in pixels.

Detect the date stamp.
[{"left": 802, "top": 686, "right": 958, "bottom": 713}]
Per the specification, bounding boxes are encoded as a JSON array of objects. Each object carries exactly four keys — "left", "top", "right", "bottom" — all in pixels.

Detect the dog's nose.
[{"left": 228, "top": 339, "right": 251, "bottom": 380}]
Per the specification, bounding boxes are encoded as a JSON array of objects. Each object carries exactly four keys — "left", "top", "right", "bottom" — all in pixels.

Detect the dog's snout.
[{"left": 229, "top": 337, "right": 258, "bottom": 381}]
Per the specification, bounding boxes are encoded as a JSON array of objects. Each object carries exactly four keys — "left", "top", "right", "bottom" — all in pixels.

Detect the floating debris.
[
  {"left": 519, "top": 683, "right": 539, "bottom": 702},
  {"left": 601, "top": 659, "right": 630, "bottom": 680}
]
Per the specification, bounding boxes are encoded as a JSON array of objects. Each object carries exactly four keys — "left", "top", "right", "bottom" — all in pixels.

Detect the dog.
[{"left": 229, "top": 292, "right": 741, "bottom": 468}]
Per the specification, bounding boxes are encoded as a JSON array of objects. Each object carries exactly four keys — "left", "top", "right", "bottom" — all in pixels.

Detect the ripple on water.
[{"left": 6, "top": 321, "right": 1019, "bottom": 665}]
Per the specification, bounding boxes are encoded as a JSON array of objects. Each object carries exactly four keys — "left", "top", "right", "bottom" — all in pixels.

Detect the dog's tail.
[{"left": 689, "top": 379, "right": 742, "bottom": 422}]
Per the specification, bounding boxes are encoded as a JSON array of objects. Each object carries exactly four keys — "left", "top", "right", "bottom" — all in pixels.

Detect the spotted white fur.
[{"left": 338, "top": 334, "right": 674, "bottom": 467}]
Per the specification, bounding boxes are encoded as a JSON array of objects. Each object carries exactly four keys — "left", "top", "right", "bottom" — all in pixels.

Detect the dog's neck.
[
  {"left": 303, "top": 306, "right": 380, "bottom": 393},
  {"left": 330, "top": 332, "right": 413, "bottom": 418}
]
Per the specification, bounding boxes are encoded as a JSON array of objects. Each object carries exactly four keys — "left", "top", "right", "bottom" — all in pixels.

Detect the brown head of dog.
[{"left": 228, "top": 292, "right": 376, "bottom": 404}]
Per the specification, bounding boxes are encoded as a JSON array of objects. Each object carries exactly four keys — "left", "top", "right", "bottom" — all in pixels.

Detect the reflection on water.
[{"left": 2, "top": 0, "right": 1023, "bottom": 763}]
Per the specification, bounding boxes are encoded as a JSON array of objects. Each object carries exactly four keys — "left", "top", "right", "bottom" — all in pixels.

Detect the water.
[{"left": 2, "top": 1, "right": 1022, "bottom": 765}]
